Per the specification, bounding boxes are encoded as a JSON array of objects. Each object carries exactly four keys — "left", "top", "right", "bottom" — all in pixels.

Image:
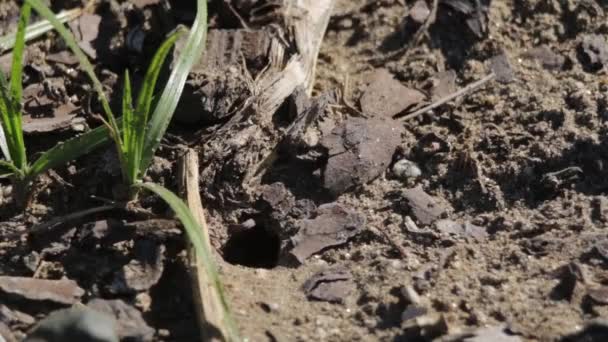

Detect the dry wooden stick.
[
  {"left": 178, "top": 149, "right": 231, "bottom": 342},
  {"left": 400, "top": 72, "right": 495, "bottom": 121}
]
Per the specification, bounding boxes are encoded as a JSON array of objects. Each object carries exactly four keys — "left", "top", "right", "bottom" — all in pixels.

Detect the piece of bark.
[
  {"left": 290, "top": 203, "right": 365, "bottom": 262},
  {"left": 0, "top": 277, "right": 84, "bottom": 305}
]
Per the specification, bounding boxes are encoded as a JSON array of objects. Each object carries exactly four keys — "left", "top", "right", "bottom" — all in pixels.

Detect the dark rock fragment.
[
  {"left": 403, "top": 186, "right": 448, "bottom": 226},
  {"left": 322, "top": 117, "right": 403, "bottom": 196},
  {"left": 108, "top": 240, "right": 165, "bottom": 294},
  {"left": 290, "top": 203, "right": 365, "bottom": 262}
]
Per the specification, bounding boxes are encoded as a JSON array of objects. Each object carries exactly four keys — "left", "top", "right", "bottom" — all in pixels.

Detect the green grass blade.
[
  {"left": 134, "top": 182, "right": 239, "bottom": 341},
  {"left": 122, "top": 70, "right": 136, "bottom": 183},
  {"left": 26, "top": 0, "right": 118, "bottom": 137},
  {"left": 4, "top": 3, "right": 31, "bottom": 170},
  {"left": 0, "top": 73, "right": 12, "bottom": 161},
  {"left": 0, "top": 160, "right": 18, "bottom": 178},
  {"left": 130, "top": 28, "right": 184, "bottom": 184},
  {"left": 27, "top": 124, "right": 113, "bottom": 180},
  {"left": 0, "top": 124, "right": 10, "bottom": 161},
  {"left": 140, "top": 0, "right": 208, "bottom": 173}
]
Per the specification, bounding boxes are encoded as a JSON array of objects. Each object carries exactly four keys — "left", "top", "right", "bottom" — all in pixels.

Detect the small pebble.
[{"left": 392, "top": 159, "right": 422, "bottom": 179}]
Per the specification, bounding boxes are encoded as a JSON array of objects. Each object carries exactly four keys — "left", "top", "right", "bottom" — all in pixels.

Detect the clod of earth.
[
  {"left": 322, "top": 117, "right": 403, "bottom": 196},
  {"left": 401, "top": 312, "right": 448, "bottom": 340},
  {"left": 579, "top": 34, "right": 608, "bottom": 72},
  {"left": 403, "top": 186, "right": 449, "bottom": 226},
  {"left": 108, "top": 240, "right": 165, "bottom": 294},
  {"left": 587, "top": 286, "right": 608, "bottom": 305},
  {"left": 522, "top": 46, "right": 565, "bottom": 70},
  {"left": 430, "top": 70, "right": 457, "bottom": 101},
  {"left": 23, "top": 307, "right": 118, "bottom": 342},
  {"left": 302, "top": 267, "right": 354, "bottom": 303},
  {"left": 360, "top": 68, "right": 425, "bottom": 118},
  {"left": 87, "top": 299, "right": 154, "bottom": 342},
  {"left": 490, "top": 53, "right": 515, "bottom": 84},
  {"left": 290, "top": 203, "right": 365, "bottom": 263},
  {"left": 0, "top": 277, "right": 84, "bottom": 306},
  {"left": 434, "top": 219, "right": 488, "bottom": 240},
  {"left": 441, "top": 0, "right": 490, "bottom": 37},
  {"left": 463, "top": 325, "right": 522, "bottom": 342}
]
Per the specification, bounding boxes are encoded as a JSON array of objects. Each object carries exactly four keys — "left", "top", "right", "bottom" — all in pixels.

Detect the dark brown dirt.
[{"left": 2, "top": 0, "right": 608, "bottom": 341}]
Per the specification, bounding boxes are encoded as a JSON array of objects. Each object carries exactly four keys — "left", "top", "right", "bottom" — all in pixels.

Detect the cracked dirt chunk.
[
  {"left": 579, "top": 34, "right": 608, "bottom": 71},
  {"left": 322, "top": 117, "right": 403, "bottom": 196},
  {"left": 108, "top": 240, "right": 165, "bottom": 294},
  {"left": 302, "top": 267, "right": 354, "bottom": 303},
  {"left": 0, "top": 277, "right": 84, "bottom": 306},
  {"left": 290, "top": 203, "right": 365, "bottom": 263},
  {"left": 403, "top": 186, "right": 448, "bottom": 226},
  {"left": 87, "top": 299, "right": 154, "bottom": 342},
  {"left": 360, "top": 69, "right": 425, "bottom": 118}
]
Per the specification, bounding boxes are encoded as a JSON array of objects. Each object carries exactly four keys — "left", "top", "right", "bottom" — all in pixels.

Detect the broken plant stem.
[
  {"left": 401, "top": 72, "right": 495, "bottom": 121},
  {"left": 0, "top": 8, "right": 82, "bottom": 53},
  {"left": 178, "top": 148, "right": 239, "bottom": 342},
  {"left": 29, "top": 204, "right": 117, "bottom": 235}
]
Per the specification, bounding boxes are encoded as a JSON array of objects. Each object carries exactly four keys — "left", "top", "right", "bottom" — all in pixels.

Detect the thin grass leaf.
[
  {"left": 0, "top": 8, "right": 82, "bottom": 52},
  {"left": 0, "top": 160, "right": 18, "bottom": 177},
  {"left": 0, "top": 73, "right": 12, "bottom": 161},
  {"left": 27, "top": 124, "right": 113, "bottom": 180},
  {"left": 0, "top": 124, "right": 10, "bottom": 161},
  {"left": 121, "top": 70, "right": 136, "bottom": 183},
  {"left": 3, "top": 3, "right": 31, "bottom": 170},
  {"left": 134, "top": 182, "right": 240, "bottom": 341},
  {"left": 140, "top": 0, "right": 208, "bottom": 173},
  {"left": 128, "top": 28, "right": 184, "bottom": 184}
]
